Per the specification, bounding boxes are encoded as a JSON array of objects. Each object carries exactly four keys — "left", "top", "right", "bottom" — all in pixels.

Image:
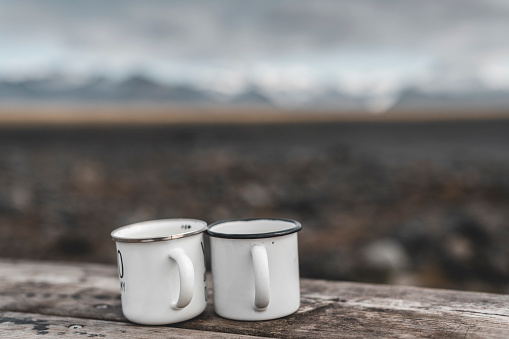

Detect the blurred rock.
[
  {"left": 71, "top": 160, "right": 105, "bottom": 191},
  {"left": 362, "top": 238, "right": 410, "bottom": 272},
  {"left": 446, "top": 235, "right": 474, "bottom": 262},
  {"left": 10, "top": 183, "right": 34, "bottom": 211},
  {"left": 239, "top": 183, "right": 272, "bottom": 208}
]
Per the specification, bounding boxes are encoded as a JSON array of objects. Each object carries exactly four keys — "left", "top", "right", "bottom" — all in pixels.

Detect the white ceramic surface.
[
  {"left": 111, "top": 219, "right": 207, "bottom": 325},
  {"left": 207, "top": 218, "right": 301, "bottom": 321}
]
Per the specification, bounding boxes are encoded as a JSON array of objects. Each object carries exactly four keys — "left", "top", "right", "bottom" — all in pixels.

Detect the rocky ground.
[{"left": 0, "top": 120, "right": 508, "bottom": 293}]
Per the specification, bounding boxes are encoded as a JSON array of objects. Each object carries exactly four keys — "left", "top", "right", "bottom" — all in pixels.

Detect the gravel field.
[{"left": 1, "top": 119, "right": 509, "bottom": 293}]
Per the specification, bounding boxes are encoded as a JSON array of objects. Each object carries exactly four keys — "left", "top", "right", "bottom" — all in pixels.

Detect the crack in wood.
[{"left": 451, "top": 309, "right": 509, "bottom": 318}]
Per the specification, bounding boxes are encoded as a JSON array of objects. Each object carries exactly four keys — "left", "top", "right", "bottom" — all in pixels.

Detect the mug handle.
[
  {"left": 251, "top": 244, "right": 270, "bottom": 310},
  {"left": 169, "top": 248, "right": 194, "bottom": 309}
]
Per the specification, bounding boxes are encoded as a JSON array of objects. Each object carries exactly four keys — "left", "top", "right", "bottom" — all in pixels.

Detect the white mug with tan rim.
[
  {"left": 207, "top": 218, "right": 302, "bottom": 321},
  {"left": 111, "top": 219, "right": 207, "bottom": 325}
]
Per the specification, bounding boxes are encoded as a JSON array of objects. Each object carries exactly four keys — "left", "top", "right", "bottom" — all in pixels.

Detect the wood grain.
[
  {"left": 1, "top": 259, "right": 508, "bottom": 338},
  {"left": 0, "top": 311, "right": 267, "bottom": 338}
]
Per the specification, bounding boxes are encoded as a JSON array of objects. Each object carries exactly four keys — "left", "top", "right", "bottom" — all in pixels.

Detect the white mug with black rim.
[
  {"left": 207, "top": 218, "right": 302, "bottom": 321},
  {"left": 111, "top": 219, "right": 208, "bottom": 325}
]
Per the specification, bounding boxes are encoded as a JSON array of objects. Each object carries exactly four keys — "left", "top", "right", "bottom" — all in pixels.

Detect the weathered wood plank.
[
  {"left": 300, "top": 279, "right": 509, "bottom": 317},
  {"left": 0, "top": 259, "right": 123, "bottom": 321},
  {"left": 0, "top": 311, "right": 267, "bottom": 338},
  {"left": 1, "top": 259, "right": 509, "bottom": 338}
]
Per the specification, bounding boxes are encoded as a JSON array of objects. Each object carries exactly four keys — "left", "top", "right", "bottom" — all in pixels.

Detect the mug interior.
[
  {"left": 111, "top": 219, "right": 207, "bottom": 243},
  {"left": 207, "top": 218, "right": 301, "bottom": 239}
]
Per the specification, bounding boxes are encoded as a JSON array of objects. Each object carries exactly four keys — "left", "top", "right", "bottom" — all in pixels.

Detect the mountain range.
[{"left": 1, "top": 75, "right": 509, "bottom": 114}]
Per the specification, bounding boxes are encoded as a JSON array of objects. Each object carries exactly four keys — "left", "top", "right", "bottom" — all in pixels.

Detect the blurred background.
[{"left": 1, "top": 0, "right": 509, "bottom": 293}]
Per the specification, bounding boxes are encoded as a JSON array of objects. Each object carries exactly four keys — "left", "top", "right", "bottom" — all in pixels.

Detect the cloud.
[
  {"left": 1, "top": 0, "right": 509, "bottom": 99},
  {"left": 1, "top": 0, "right": 508, "bottom": 58}
]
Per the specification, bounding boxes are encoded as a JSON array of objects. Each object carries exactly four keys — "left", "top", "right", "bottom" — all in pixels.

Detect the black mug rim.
[{"left": 206, "top": 218, "right": 302, "bottom": 239}]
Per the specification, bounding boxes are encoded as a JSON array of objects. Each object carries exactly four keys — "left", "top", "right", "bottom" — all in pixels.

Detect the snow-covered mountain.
[{"left": 2, "top": 74, "right": 509, "bottom": 113}]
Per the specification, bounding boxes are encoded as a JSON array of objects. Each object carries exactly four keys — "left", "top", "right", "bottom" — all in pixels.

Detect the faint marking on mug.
[
  {"left": 120, "top": 281, "right": 126, "bottom": 292},
  {"left": 117, "top": 250, "right": 124, "bottom": 278},
  {"left": 201, "top": 241, "right": 205, "bottom": 255},
  {"left": 181, "top": 224, "right": 192, "bottom": 229}
]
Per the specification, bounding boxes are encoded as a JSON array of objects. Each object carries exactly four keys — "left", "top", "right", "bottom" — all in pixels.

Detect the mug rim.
[
  {"left": 111, "top": 218, "right": 207, "bottom": 243},
  {"left": 206, "top": 218, "right": 302, "bottom": 239}
]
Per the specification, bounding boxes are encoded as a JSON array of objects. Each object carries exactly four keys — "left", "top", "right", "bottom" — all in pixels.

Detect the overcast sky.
[{"left": 1, "top": 0, "right": 509, "bottom": 100}]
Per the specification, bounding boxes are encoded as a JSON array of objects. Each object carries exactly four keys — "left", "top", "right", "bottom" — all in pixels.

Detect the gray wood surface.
[
  {"left": 0, "top": 311, "right": 266, "bottom": 338},
  {"left": 1, "top": 259, "right": 508, "bottom": 338}
]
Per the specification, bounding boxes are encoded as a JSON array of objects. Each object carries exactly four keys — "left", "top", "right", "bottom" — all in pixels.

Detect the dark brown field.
[{"left": 1, "top": 109, "right": 509, "bottom": 293}]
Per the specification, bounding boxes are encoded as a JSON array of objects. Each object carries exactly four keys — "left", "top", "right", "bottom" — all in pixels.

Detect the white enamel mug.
[
  {"left": 207, "top": 218, "right": 302, "bottom": 321},
  {"left": 111, "top": 219, "right": 207, "bottom": 325}
]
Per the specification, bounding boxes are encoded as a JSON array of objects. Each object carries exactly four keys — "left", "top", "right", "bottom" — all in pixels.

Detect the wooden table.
[{"left": 0, "top": 259, "right": 508, "bottom": 338}]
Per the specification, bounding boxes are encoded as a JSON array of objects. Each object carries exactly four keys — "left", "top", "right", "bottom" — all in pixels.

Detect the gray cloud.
[
  {"left": 2, "top": 0, "right": 508, "bottom": 60},
  {"left": 1, "top": 0, "right": 509, "bottom": 100}
]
